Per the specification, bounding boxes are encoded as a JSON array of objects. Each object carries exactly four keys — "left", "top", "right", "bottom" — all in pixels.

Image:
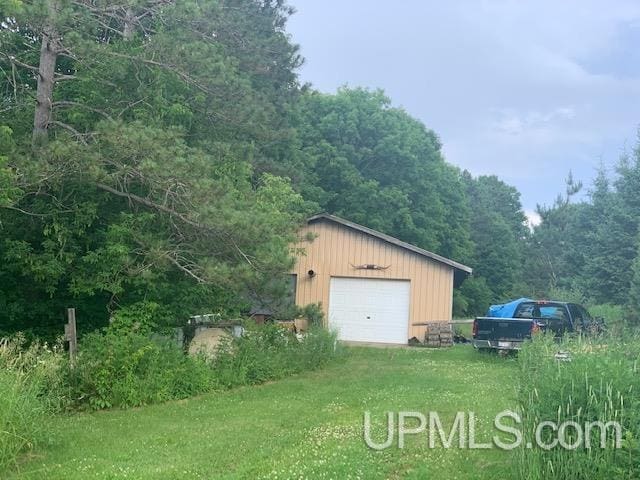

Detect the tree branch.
[
  {"left": 48, "top": 121, "right": 89, "bottom": 145},
  {"left": 165, "top": 253, "right": 208, "bottom": 283},
  {"left": 95, "top": 182, "right": 258, "bottom": 270},
  {"left": 52, "top": 101, "right": 114, "bottom": 121}
]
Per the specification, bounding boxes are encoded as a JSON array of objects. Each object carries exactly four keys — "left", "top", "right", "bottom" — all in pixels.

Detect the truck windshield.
[{"left": 513, "top": 302, "right": 568, "bottom": 321}]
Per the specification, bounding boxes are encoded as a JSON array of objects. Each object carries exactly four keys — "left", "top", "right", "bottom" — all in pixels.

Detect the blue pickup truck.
[{"left": 472, "top": 299, "right": 602, "bottom": 351}]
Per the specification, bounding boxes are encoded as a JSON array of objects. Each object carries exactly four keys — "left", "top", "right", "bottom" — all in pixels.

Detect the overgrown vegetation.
[
  {"left": 0, "top": 0, "right": 310, "bottom": 339},
  {"left": 69, "top": 330, "right": 215, "bottom": 410},
  {"left": 0, "top": 336, "right": 67, "bottom": 472},
  {"left": 0, "top": 320, "right": 340, "bottom": 470},
  {"left": 9, "top": 347, "right": 518, "bottom": 480},
  {"left": 214, "top": 323, "right": 339, "bottom": 388},
  {"left": 517, "top": 333, "right": 640, "bottom": 479},
  {"left": 68, "top": 322, "right": 339, "bottom": 410}
]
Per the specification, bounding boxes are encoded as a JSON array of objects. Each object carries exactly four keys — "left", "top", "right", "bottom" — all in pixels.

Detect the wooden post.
[{"left": 64, "top": 308, "right": 77, "bottom": 366}]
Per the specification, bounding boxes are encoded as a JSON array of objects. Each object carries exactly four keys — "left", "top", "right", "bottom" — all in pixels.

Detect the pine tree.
[{"left": 628, "top": 237, "right": 640, "bottom": 324}]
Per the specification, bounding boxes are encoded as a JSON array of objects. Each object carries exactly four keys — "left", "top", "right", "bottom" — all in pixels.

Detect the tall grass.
[
  {"left": 589, "top": 304, "right": 626, "bottom": 336},
  {"left": 0, "top": 336, "right": 67, "bottom": 472},
  {"left": 212, "top": 324, "right": 340, "bottom": 388},
  {"left": 517, "top": 333, "right": 640, "bottom": 479},
  {"left": 0, "top": 323, "right": 340, "bottom": 473}
]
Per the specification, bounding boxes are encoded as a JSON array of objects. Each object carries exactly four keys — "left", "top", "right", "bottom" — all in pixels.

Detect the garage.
[
  {"left": 291, "top": 214, "right": 472, "bottom": 344},
  {"left": 328, "top": 277, "right": 410, "bottom": 344}
]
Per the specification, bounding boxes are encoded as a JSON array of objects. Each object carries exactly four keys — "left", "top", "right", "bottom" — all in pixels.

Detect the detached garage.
[{"left": 291, "top": 214, "right": 472, "bottom": 345}]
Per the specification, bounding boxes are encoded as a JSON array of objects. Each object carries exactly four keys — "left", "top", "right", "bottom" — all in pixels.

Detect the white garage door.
[{"left": 328, "top": 277, "right": 410, "bottom": 344}]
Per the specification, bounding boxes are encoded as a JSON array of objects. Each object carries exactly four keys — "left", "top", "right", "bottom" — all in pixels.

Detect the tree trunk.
[{"left": 32, "top": 1, "right": 59, "bottom": 147}]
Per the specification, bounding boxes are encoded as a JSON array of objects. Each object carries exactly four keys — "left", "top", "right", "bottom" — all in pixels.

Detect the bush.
[
  {"left": 213, "top": 323, "right": 339, "bottom": 388},
  {"left": 69, "top": 329, "right": 214, "bottom": 410},
  {"left": 1, "top": 321, "right": 341, "bottom": 418},
  {"left": 0, "top": 321, "right": 341, "bottom": 470},
  {"left": 108, "top": 301, "right": 165, "bottom": 335},
  {"left": 68, "top": 320, "right": 340, "bottom": 409},
  {"left": 295, "top": 303, "right": 325, "bottom": 326},
  {"left": 588, "top": 304, "right": 626, "bottom": 336},
  {"left": 0, "top": 336, "right": 67, "bottom": 472},
  {"left": 517, "top": 333, "right": 640, "bottom": 479}
]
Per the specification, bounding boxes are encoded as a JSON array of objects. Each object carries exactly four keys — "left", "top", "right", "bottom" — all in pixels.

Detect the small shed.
[{"left": 291, "top": 214, "right": 472, "bottom": 345}]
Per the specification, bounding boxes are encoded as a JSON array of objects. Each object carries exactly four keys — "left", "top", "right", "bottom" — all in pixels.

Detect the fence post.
[{"left": 64, "top": 308, "right": 77, "bottom": 366}]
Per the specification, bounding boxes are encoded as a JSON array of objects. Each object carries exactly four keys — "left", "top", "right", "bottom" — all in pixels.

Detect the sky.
[{"left": 286, "top": 0, "right": 640, "bottom": 222}]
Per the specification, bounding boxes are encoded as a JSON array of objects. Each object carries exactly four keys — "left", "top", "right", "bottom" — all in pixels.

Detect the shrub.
[
  {"left": 69, "top": 329, "right": 214, "bottom": 410},
  {"left": 67, "top": 320, "right": 340, "bottom": 409},
  {"left": 588, "top": 304, "right": 626, "bottom": 336},
  {"left": 213, "top": 323, "right": 339, "bottom": 388},
  {"left": 295, "top": 303, "right": 325, "bottom": 327},
  {"left": 0, "top": 336, "right": 67, "bottom": 472},
  {"left": 517, "top": 333, "right": 640, "bottom": 479},
  {"left": 108, "top": 301, "right": 165, "bottom": 335}
]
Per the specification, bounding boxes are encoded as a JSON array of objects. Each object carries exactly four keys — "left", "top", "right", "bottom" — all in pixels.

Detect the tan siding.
[{"left": 291, "top": 220, "right": 456, "bottom": 341}]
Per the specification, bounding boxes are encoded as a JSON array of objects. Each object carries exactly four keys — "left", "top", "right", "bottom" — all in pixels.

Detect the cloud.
[{"left": 491, "top": 107, "right": 576, "bottom": 136}]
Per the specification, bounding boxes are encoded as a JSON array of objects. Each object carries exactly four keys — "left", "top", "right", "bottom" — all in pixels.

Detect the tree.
[
  {"left": 289, "top": 88, "right": 473, "bottom": 262},
  {"left": 524, "top": 172, "right": 592, "bottom": 298},
  {"left": 455, "top": 277, "right": 493, "bottom": 317},
  {"left": 0, "top": 0, "right": 308, "bottom": 337},
  {"left": 462, "top": 173, "right": 528, "bottom": 302}
]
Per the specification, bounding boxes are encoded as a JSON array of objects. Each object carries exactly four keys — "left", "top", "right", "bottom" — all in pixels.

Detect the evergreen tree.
[
  {"left": 628, "top": 238, "right": 640, "bottom": 324},
  {"left": 0, "top": 0, "right": 309, "bottom": 337}
]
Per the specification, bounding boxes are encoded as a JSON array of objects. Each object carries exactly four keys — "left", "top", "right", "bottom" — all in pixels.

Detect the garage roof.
[{"left": 307, "top": 214, "right": 473, "bottom": 275}]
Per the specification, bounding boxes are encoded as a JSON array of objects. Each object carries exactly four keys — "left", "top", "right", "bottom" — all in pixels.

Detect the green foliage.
[
  {"left": 64, "top": 321, "right": 339, "bottom": 411},
  {"left": 517, "top": 333, "right": 640, "bottom": 479},
  {"left": 627, "top": 239, "right": 640, "bottom": 324},
  {"left": 0, "top": 336, "right": 68, "bottom": 471},
  {"left": 546, "top": 285, "right": 587, "bottom": 304},
  {"left": 456, "top": 277, "right": 494, "bottom": 316},
  {"left": 462, "top": 173, "right": 528, "bottom": 302},
  {"left": 0, "top": 126, "right": 20, "bottom": 207},
  {"left": 295, "top": 303, "right": 325, "bottom": 326},
  {"left": 589, "top": 304, "right": 626, "bottom": 336},
  {"left": 69, "top": 328, "right": 214, "bottom": 410},
  {"left": 108, "top": 301, "right": 167, "bottom": 336},
  {"left": 213, "top": 323, "right": 339, "bottom": 388},
  {"left": 289, "top": 88, "right": 473, "bottom": 262},
  {"left": 0, "top": 369, "right": 44, "bottom": 472},
  {"left": 528, "top": 147, "right": 640, "bottom": 307},
  {"left": 0, "top": 0, "right": 308, "bottom": 338}
]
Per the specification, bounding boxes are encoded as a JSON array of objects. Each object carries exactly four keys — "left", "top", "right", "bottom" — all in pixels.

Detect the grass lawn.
[{"left": 12, "top": 346, "right": 518, "bottom": 480}]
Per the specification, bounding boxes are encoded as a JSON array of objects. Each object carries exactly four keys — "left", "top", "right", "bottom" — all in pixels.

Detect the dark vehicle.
[{"left": 472, "top": 301, "right": 602, "bottom": 351}]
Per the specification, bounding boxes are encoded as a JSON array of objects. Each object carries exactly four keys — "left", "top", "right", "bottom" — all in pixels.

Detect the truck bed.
[{"left": 472, "top": 316, "right": 534, "bottom": 350}]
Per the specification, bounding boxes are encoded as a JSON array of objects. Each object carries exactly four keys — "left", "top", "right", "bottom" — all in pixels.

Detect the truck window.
[
  {"left": 514, "top": 303, "right": 535, "bottom": 318},
  {"left": 538, "top": 306, "right": 566, "bottom": 320},
  {"left": 514, "top": 303, "right": 568, "bottom": 321}
]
